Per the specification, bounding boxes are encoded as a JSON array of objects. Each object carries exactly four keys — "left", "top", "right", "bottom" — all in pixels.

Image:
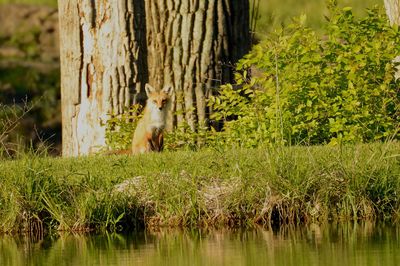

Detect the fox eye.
[
  {"left": 162, "top": 99, "right": 167, "bottom": 104},
  {"left": 153, "top": 100, "right": 157, "bottom": 104}
]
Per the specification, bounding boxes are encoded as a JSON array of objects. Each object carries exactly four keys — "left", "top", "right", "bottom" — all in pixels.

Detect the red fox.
[{"left": 131, "top": 84, "right": 173, "bottom": 154}]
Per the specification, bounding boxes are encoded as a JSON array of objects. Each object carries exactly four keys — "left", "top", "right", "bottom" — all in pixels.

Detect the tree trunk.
[
  {"left": 59, "top": 0, "right": 250, "bottom": 156},
  {"left": 384, "top": 0, "right": 400, "bottom": 25},
  {"left": 58, "top": 0, "right": 146, "bottom": 156},
  {"left": 145, "top": 0, "right": 250, "bottom": 130},
  {"left": 384, "top": 0, "right": 400, "bottom": 79}
]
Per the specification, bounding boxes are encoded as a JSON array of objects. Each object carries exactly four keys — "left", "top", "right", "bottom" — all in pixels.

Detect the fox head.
[{"left": 145, "top": 84, "right": 173, "bottom": 111}]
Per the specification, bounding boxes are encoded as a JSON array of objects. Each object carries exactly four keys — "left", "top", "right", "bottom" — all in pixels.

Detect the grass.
[
  {"left": 253, "top": 0, "right": 381, "bottom": 37},
  {"left": 0, "top": 142, "right": 399, "bottom": 234}
]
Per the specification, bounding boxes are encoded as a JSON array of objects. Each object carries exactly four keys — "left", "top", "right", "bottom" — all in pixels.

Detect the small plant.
[{"left": 105, "top": 104, "right": 142, "bottom": 150}]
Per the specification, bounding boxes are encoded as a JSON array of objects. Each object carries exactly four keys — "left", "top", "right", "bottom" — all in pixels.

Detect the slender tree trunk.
[
  {"left": 384, "top": 0, "right": 400, "bottom": 25},
  {"left": 384, "top": 0, "right": 400, "bottom": 79},
  {"left": 145, "top": 0, "right": 250, "bottom": 130},
  {"left": 58, "top": 0, "right": 146, "bottom": 156}
]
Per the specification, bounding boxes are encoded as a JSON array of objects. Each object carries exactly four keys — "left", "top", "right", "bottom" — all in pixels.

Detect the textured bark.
[
  {"left": 145, "top": 0, "right": 250, "bottom": 130},
  {"left": 59, "top": 0, "right": 250, "bottom": 156},
  {"left": 58, "top": 0, "right": 146, "bottom": 156},
  {"left": 385, "top": 0, "right": 400, "bottom": 79},
  {"left": 385, "top": 0, "right": 400, "bottom": 25}
]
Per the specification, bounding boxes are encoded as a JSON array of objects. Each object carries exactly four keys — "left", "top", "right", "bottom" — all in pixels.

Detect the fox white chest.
[{"left": 148, "top": 108, "right": 166, "bottom": 130}]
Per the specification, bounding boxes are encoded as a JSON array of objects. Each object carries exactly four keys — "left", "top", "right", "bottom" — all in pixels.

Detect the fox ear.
[
  {"left": 162, "top": 85, "right": 173, "bottom": 96},
  {"left": 145, "top": 83, "right": 155, "bottom": 96}
]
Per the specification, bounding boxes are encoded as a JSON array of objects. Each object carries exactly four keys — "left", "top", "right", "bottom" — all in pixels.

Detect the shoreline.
[{"left": 0, "top": 142, "right": 399, "bottom": 234}]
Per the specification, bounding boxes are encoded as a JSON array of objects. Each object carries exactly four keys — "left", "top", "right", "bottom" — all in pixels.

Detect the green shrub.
[
  {"left": 210, "top": 3, "right": 400, "bottom": 147},
  {"left": 106, "top": 3, "right": 399, "bottom": 150},
  {"left": 104, "top": 104, "right": 142, "bottom": 151}
]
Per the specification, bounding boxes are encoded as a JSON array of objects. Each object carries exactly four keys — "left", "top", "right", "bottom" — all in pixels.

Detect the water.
[{"left": 1, "top": 223, "right": 399, "bottom": 266}]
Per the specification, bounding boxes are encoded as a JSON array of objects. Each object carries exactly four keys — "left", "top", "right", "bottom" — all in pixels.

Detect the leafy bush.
[
  {"left": 106, "top": 3, "right": 399, "bottom": 151},
  {"left": 105, "top": 104, "right": 142, "bottom": 150},
  {"left": 210, "top": 3, "right": 400, "bottom": 147}
]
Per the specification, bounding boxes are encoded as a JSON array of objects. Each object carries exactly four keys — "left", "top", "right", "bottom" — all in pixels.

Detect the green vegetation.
[
  {"left": 0, "top": 66, "right": 61, "bottom": 157},
  {"left": 210, "top": 4, "right": 400, "bottom": 147},
  {"left": 0, "top": 142, "right": 399, "bottom": 233},
  {"left": 107, "top": 4, "right": 400, "bottom": 150},
  {"left": 255, "top": 0, "right": 381, "bottom": 36},
  {"left": 0, "top": 3, "right": 61, "bottom": 156},
  {"left": 105, "top": 104, "right": 142, "bottom": 151}
]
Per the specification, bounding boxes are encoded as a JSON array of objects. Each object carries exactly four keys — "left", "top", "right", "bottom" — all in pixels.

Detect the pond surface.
[{"left": 1, "top": 223, "right": 399, "bottom": 266}]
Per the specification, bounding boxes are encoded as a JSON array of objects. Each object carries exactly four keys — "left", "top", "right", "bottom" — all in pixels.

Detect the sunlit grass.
[
  {"left": 255, "top": 0, "right": 382, "bottom": 37},
  {"left": 0, "top": 142, "right": 399, "bottom": 233}
]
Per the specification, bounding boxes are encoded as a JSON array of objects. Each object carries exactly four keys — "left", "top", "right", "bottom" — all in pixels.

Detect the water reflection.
[{"left": 1, "top": 223, "right": 399, "bottom": 266}]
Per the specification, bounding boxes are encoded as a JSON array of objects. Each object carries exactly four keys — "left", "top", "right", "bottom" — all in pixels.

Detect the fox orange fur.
[{"left": 131, "top": 84, "right": 173, "bottom": 154}]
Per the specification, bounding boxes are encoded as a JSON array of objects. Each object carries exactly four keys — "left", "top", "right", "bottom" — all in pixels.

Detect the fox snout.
[
  {"left": 154, "top": 101, "right": 166, "bottom": 110},
  {"left": 152, "top": 98, "right": 168, "bottom": 111}
]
